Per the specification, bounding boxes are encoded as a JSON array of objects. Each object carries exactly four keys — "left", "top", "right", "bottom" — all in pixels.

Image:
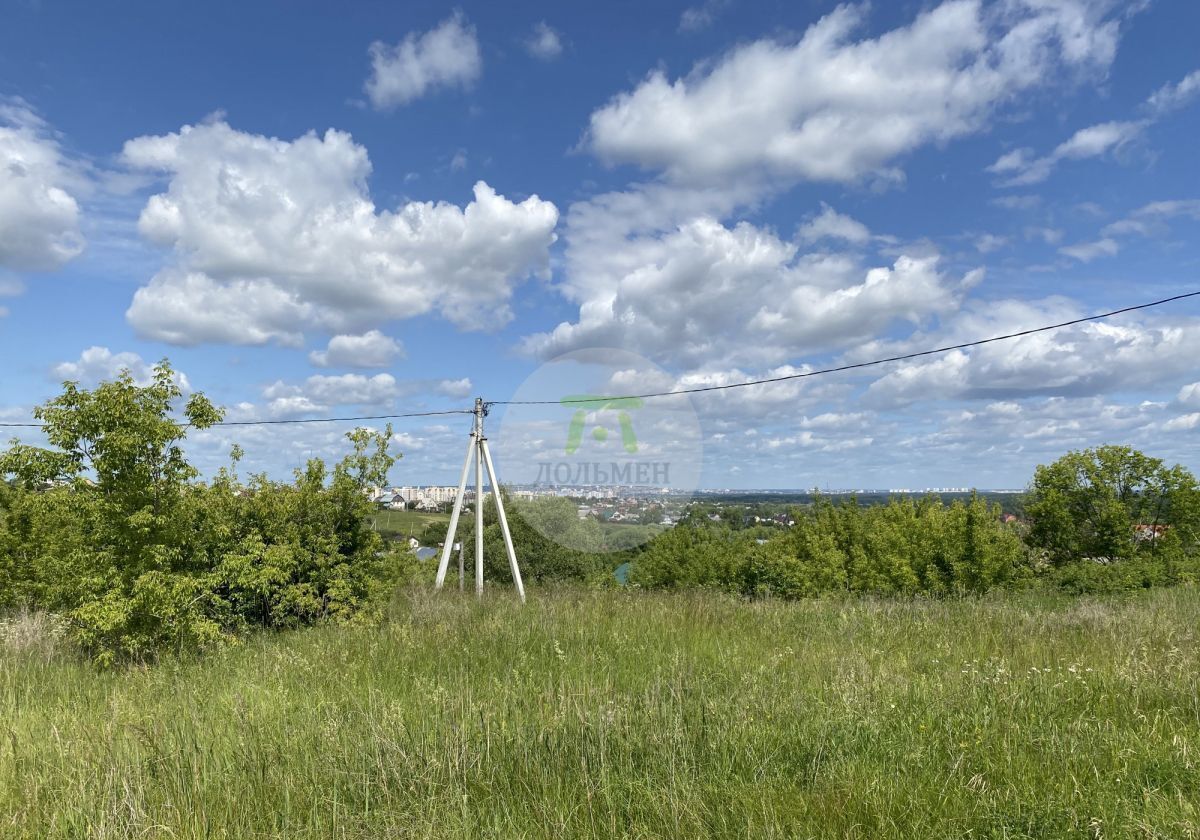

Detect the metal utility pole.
[{"left": 435, "top": 398, "right": 526, "bottom": 602}]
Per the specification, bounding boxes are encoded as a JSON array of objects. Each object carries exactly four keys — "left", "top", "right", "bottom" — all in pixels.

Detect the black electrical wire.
[
  {"left": 490, "top": 290, "right": 1200, "bottom": 407},
  {"left": 211, "top": 409, "right": 474, "bottom": 426},
  {"left": 2, "top": 289, "right": 1197, "bottom": 427},
  {"left": 0, "top": 408, "right": 473, "bottom": 429}
]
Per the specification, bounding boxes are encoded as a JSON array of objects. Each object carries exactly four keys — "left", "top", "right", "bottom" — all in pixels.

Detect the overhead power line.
[
  {"left": 0, "top": 408, "right": 473, "bottom": 430},
  {"left": 1, "top": 289, "right": 1197, "bottom": 428},
  {"left": 491, "top": 290, "right": 1200, "bottom": 406},
  {"left": 211, "top": 409, "right": 474, "bottom": 427}
]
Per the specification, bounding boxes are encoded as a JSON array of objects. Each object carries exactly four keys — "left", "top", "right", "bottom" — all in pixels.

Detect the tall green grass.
[{"left": 2, "top": 587, "right": 1198, "bottom": 838}]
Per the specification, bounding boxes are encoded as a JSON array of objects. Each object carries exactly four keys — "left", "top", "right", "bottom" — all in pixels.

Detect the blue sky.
[{"left": 1, "top": 0, "right": 1199, "bottom": 489}]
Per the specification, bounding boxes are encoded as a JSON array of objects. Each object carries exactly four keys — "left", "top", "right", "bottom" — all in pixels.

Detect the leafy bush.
[
  {"left": 628, "top": 521, "right": 743, "bottom": 589},
  {"left": 0, "top": 363, "right": 405, "bottom": 665},
  {"left": 633, "top": 493, "right": 1030, "bottom": 599}
]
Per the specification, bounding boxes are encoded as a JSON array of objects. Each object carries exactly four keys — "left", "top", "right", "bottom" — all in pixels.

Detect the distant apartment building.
[{"left": 365, "top": 485, "right": 462, "bottom": 509}]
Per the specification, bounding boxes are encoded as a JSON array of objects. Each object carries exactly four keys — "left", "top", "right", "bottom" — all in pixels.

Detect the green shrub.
[
  {"left": 635, "top": 493, "right": 1030, "bottom": 600},
  {"left": 0, "top": 363, "right": 403, "bottom": 664},
  {"left": 628, "top": 521, "right": 741, "bottom": 589}
]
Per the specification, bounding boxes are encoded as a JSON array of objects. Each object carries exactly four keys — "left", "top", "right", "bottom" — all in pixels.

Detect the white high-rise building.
[{"left": 384, "top": 486, "right": 461, "bottom": 507}]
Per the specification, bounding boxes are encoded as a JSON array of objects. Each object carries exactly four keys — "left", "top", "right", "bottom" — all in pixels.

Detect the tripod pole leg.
[
  {"left": 475, "top": 436, "right": 484, "bottom": 599},
  {"left": 435, "top": 431, "right": 476, "bottom": 590},
  {"left": 480, "top": 438, "right": 526, "bottom": 603}
]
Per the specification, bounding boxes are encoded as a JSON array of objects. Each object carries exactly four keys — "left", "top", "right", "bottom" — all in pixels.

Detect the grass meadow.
[
  {"left": 2, "top": 587, "right": 1198, "bottom": 838},
  {"left": 366, "top": 508, "right": 450, "bottom": 538}
]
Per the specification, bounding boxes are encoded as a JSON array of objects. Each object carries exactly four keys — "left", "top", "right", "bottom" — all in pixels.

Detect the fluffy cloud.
[
  {"left": 127, "top": 271, "right": 315, "bottom": 346},
  {"left": 121, "top": 121, "right": 558, "bottom": 345},
  {"left": 974, "top": 233, "right": 1009, "bottom": 253},
  {"left": 587, "top": 0, "right": 1123, "bottom": 187},
  {"left": 260, "top": 373, "right": 473, "bottom": 417},
  {"left": 525, "top": 214, "right": 977, "bottom": 368},
  {"left": 309, "top": 330, "right": 404, "bottom": 368},
  {"left": 797, "top": 203, "right": 871, "bottom": 245},
  {"left": 0, "top": 99, "right": 85, "bottom": 271},
  {"left": 1178, "top": 381, "right": 1200, "bottom": 409},
  {"left": 365, "top": 13, "right": 481, "bottom": 109},
  {"left": 1145, "top": 69, "right": 1200, "bottom": 116},
  {"left": 538, "top": 0, "right": 1129, "bottom": 387},
  {"left": 433, "top": 377, "right": 473, "bottom": 398},
  {"left": 53, "top": 346, "right": 190, "bottom": 390},
  {"left": 524, "top": 22, "right": 563, "bottom": 60},
  {"left": 988, "top": 120, "right": 1144, "bottom": 186},
  {"left": 265, "top": 373, "right": 400, "bottom": 409},
  {"left": 905, "top": 396, "right": 1174, "bottom": 468},
  {"left": 863, "top": 298, "right": 1200, "bottom": 407},
  {"left": 1163, "top": 413, "right": 1200, "bottom": 432}
]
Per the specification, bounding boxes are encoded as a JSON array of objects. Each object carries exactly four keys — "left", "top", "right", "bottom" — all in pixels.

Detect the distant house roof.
[
  {"left": 1134, "top": 524, "right": 1169, "bottom": 540},
  {"left": 414, "top": 547, "right": 438, "bottom": 561}
]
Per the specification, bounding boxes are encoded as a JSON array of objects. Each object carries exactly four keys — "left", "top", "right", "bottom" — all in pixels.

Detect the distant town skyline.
[{"left": 2, "top": 0, "right": 1199, "bottom": 489}]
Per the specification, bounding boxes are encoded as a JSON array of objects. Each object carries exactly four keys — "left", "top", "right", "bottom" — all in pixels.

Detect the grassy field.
[
  {"left": 2, "top": 587, "right": 1199, "bottom": 839},
  {"left": 367, "top": 508, "right": 450, "bottom": 538}
]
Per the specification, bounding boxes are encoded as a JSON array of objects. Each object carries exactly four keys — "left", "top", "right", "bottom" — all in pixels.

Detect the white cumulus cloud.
[
  {"left": 535, "top": 0, "right": 1130, "bottom": 384},
  {"left": 0, "top": 99, "right": 86, "bottom": 272},
  {"left": 54, "top": 346, "right": 190, "bottom": 390},
  {"left": 524, "top": 214, "right": 976, "bottom": 368},
  {"left": 310, "top": 330, "right": 404, "bottom": 368},
  {"left": 586, "top": 0, "right": 1123, "bottom": 188},
  {"left": 797, "top": 203, "right": 871, "bottom": 245},
  {"left": 365, "top": 13, "right": 482, "bottom": 109},
  {"left": 863, "top": 299, "right": 1200, "bottom": 407},
  {"left": 120, "top": 120, "right": 558, "bottom": 346},
  {"left": 259, "top": 373, "right": 473, "bottom": 417},
  {"left": 1177, "top": 381, "right": 1200, "bottom": 408}
]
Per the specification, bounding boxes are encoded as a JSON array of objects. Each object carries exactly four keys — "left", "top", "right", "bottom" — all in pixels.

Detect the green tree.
[
  {"left": 0, "top": 363, "right": 407, "bottom": 664},
  {"left": 629, "top": 522, "right": 741, "bottom": 589},
  {"left": 341, "top": 424, "right": 399, "bottom": 490},
  {"left": 1025, "top": 445, "right": 1200, "bottom": 566},
  {"left": 0, "top": 363, "right": 224, "bottom": 661},
  {"left": 942, "top": 493, "right": 1027, "bottom": 591}
]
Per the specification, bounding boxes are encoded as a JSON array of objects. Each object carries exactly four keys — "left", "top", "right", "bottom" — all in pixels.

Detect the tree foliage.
[
  {"left": 632, "top": 493, "right": 1029, "bottom": 598},
  {"left": 1025, "top": 445, "right": 1200, "bottom": 565},
  {"left": 0, "top": 364, "right": 406, "bottom": 665}
]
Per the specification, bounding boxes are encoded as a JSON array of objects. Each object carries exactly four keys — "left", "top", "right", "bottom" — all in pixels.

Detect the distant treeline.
[{"left": 689, "top": 491, "right": 1026, "bottom": 516}]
